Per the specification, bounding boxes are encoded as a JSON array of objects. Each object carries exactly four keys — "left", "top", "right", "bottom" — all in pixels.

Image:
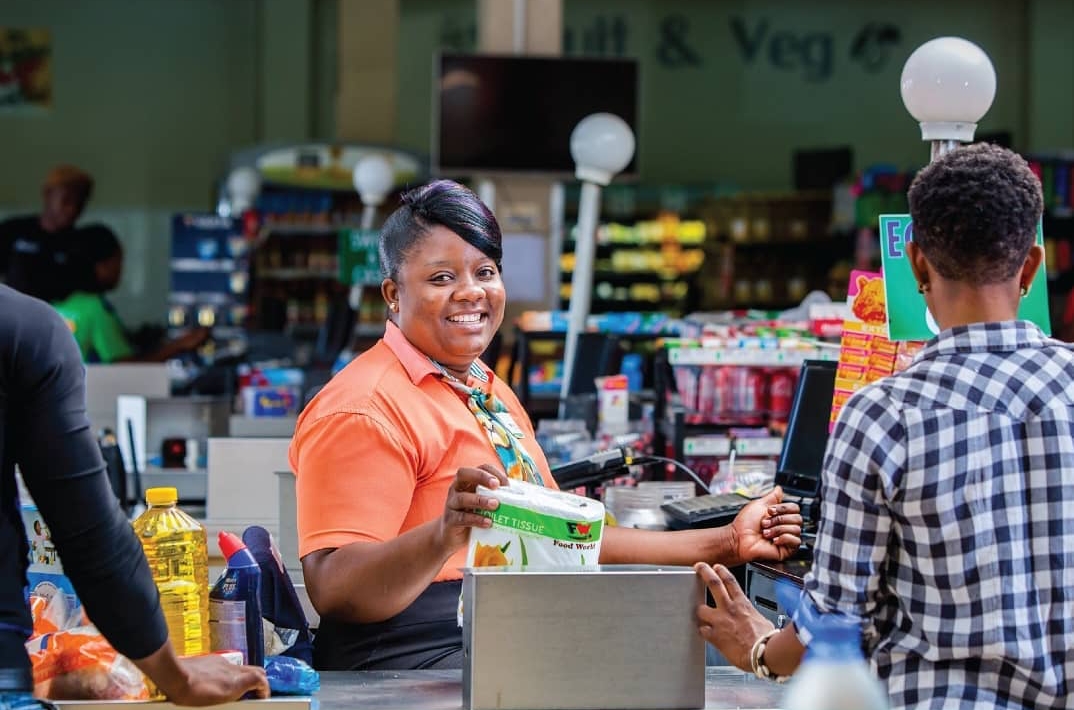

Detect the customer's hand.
[
  {"left": 732, "top": 486, "right": 802, "bottom": 562},
  {"left": 134, "top": 643, "right": 268, "bottom": 706},
  {"left": 695, "top": 562, "right": 774, "bottom": 672},
  {"left": 438, "top": 464, "right": 510, "bottom": 554},
  {"left": 174, "top": 326, "right": 211, "bottom": 352}
]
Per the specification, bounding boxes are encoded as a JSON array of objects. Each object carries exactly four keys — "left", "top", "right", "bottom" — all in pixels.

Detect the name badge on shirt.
[{"left": 496, "top": 412, "right": 526, "bottom": 439}]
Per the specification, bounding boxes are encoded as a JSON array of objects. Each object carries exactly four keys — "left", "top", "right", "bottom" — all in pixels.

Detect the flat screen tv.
[{"left": 433, "top": 53, "right": 639, "bottom": 177}]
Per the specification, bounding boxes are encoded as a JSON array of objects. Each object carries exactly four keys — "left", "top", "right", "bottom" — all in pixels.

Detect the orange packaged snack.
[{"left": 26, "top": 626, "right": 148, "bottom": 700}]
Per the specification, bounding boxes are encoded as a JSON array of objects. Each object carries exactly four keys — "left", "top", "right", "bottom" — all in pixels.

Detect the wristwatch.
[{"left": 750, "top": 627, "right": 789, "bottom": 683}]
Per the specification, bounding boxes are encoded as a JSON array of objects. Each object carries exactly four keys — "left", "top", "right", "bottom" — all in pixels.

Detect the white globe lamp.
[
  {"left": 900, "top": 37, "right": 996, "bottom": 160},
  {"left": 225, "top": 166, "right": 262, "bottom": 215},
  {"left": 570, "top": 112, "right": 636, "bottom": 187},
  {"left": 352, "top": 154, "right": 395, "bottom": 230},
  {"left": 560, "top": 113, "right": 636, "bottom": 411}
]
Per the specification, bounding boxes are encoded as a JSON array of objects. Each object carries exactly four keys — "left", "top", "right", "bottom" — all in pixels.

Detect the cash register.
[{"left": 661, "top": 359, "right": 837, "bottom": 551}]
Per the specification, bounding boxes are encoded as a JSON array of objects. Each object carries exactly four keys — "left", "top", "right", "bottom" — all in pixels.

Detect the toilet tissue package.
[{"left": 459, "top": 479, "right": 604, "bottom": 624}]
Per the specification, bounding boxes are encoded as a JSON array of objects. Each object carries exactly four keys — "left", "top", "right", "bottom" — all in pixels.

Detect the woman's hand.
[
  {"left": 437, "top": 464, "right": 510, "bottom": 554},
  {"left": 732, "top": 486, "right": 803, "bottom": 562},
  {"left": 695, "top": 563, "right": 774, "bottom": 672}
]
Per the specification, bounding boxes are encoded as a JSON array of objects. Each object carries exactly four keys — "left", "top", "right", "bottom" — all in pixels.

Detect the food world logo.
[{"left": 565, "top": 521, "right": 595, "bottom": 541}]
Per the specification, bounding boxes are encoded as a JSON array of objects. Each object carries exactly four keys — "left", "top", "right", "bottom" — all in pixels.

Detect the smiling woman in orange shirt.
[{"left": 289, "top": 179, "right": 804, "bottom": 671}]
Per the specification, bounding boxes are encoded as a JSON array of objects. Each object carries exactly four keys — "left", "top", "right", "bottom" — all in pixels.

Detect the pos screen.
[{"left": 775, "top": 359, "right": 837, "bottom": 498}]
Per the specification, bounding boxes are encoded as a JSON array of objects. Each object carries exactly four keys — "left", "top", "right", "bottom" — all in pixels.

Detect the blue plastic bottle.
[
  {"left": 209, "top": 531, "right": 265, "bottom": 666},
  {"left": 620, "top": 353, "right": 644, "bottom": 392},
  {"left": 776, "top": 582, "right": 889, "bottom": 710}
]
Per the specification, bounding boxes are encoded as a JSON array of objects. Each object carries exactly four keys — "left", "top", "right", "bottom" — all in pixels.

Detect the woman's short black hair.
[
  {"left": 378, "top": 179, "right": 502, "bottom": 280},
  {"left": 79, "top": 224, "right": 122, "bottom": 263},
  {"left": 65, "top": 224, "right": 122, "bottom": 294},
  {"left": 907, "top": 142, "right": 1043, "bottom": 284}
]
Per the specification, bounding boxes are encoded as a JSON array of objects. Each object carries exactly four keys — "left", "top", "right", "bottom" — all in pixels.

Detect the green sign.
[
  {"left": 878, "top": 214, "right": 1051, "bottom": 341},
  {"left": 338, "top": 229, "right": 382, "bottom": 286}
]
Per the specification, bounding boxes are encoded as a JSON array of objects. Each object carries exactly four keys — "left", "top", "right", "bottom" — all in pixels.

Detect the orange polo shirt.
[{"left": 289, "top": 320, "right": 554, "bottom": 582}]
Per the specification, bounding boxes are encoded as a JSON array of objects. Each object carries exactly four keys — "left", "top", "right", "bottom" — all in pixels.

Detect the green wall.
[
  {"left": 3, "top": 0, "right": 1071, "bottom": 204},
  {"left": 398, "top": 0, "right": 1073, "bottom": 188},
  {"left": 0, "top": 0, "right": 260, "bottom": 208},
  {"left": 0, "top": 0, "right": 328, "bottom": 325},
  {"left": 0, "top": 0, "right": 1071, "bottom": 325}
]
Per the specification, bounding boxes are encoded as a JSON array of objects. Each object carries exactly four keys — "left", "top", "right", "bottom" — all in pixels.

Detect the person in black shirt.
[
  {"left": 0, "top": 285, "right": 268, "bottom": 705},
  {"left": 0, "top": 165, "right": 94, "bottom": 303}
]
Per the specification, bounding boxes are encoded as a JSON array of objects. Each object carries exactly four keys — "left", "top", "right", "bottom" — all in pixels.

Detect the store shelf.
[
  {"left": 170, "top": 257, "right": 237, "bottom": 272},
  {"left": 259, "top": 222, "right": 359, "bottom": 236},
  {"left": 714, "top": 236, "right": 841, "bottom": 248},
  {"left": 258, "top": 268, "right": 338, "bottom": 280},
  {"left": 560, "top": 204, "right": 708, "bottom": 315},
  {"left": 562, "top": 269, "right": 689, "bottom": 283},
  {"left": 682, "top": 435, "right": 783, "bottom": 457},
  {"left": 666, "top": 346, "right": 839, "bottom": 367},
  {"left": 168, "top": 325, "right": 245, "bottom": 338}
]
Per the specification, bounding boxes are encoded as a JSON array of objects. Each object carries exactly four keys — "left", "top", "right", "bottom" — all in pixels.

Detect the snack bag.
[
  {"left": 459, "top": 479, "right": 605, "bottom": 625},
  {"left": 28, "top": 592, "right": 68, "bottom": 639},
  {"left": 27, "top": 625, "right": 148, "bottom": 700}
]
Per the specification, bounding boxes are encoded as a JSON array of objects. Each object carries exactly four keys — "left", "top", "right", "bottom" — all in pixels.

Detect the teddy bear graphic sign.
[{"left": 878, "top": 214, "right": 1051, "bottom": 341}]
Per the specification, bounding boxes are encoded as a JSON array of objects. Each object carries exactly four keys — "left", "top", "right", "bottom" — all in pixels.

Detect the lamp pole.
[{"left": 560, "top": 113, "right": 636, "bottom": 415}]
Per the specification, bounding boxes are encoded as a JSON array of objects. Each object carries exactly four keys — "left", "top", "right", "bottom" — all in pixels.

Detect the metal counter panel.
[
  {"left": 316, "top": 669, "right": 784, "bottom": 709},
  {"left": 462, "top": 566, "right": 706, "bottom": 710}
]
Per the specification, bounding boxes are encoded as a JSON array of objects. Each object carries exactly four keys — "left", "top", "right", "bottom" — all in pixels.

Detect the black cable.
[{"left": 633, "top": 454, "right": 711, "bottom": 494}]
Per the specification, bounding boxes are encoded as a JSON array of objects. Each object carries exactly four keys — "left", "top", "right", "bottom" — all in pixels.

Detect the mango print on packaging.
[{"left": 472, "top": 541, "right": 511, "bottom": 567}]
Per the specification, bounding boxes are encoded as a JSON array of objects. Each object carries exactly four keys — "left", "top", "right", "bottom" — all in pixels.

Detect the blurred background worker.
[
  {"left": 0, "top": 164, "right": 95, "bottom": 303},
  {"left": 52, "top": 224, "right": 209, "bottom": 363}
]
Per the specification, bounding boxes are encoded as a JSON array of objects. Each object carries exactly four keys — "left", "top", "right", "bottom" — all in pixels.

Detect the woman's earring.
[
  {"left": 917, "top": 282, "right": 929, "bottom": 295},
  {"left": 389, "top": 302, "right": 398, "bottom": 312},
  {"left": 1020, "top": 284, "right": 1029, "bottom": 298}
]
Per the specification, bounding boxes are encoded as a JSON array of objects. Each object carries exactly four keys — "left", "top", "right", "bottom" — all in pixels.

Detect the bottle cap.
[
  {"left": 145, "top": 487, "right": 178, "bottom": 506},
  {"left": 218, "top": 530, "right": 247, "bottom": 559}
]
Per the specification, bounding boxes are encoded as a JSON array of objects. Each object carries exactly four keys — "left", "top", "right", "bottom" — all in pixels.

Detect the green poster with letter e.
[
  {"left": 338, "top": 228, "right": 382, "bottom": 286},
  {"left": 879, "top": 214, "right": 1050, "bottom": 341}
]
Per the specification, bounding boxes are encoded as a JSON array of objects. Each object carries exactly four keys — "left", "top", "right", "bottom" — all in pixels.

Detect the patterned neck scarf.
[{"left": 432, "top": 359, "right": 545, "bottom": 487}]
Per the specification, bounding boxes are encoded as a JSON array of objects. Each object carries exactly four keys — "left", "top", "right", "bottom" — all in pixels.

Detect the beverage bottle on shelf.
[
  {"left": 209, "top": 531, "right": 264, "bottom": 667},
  {"left": 131, "top": 487, "right": 210, "bottom": 657}
]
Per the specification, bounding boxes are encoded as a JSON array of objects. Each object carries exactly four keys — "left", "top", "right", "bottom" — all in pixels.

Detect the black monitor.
[
  {"left": 775, "top": 359, "right": 837, "bottom": 499},
  {"left": 433, "top": 53, "right": 639, "bottom": 177},
  {"left": 792, "top": 146, "right": 853, "bottom": 190}
]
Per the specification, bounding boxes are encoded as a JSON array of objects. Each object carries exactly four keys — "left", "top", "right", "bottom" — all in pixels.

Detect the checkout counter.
[
  {"left": 78, "top": 363, "right": 811, "bottom": 710},
  {"left": 54, "top": 668, "right": 785, "bottom": 710},
  {"left": 312, "top": 668, "right": 787, "bottom": 710}
]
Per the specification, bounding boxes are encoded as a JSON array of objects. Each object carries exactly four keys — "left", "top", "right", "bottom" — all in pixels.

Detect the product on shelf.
[
  {"left": 829, "top": 270, "right": 925, "bottom": 429},
  {"left": 561, "top": 203, "right": 709, "bottom": 315}
]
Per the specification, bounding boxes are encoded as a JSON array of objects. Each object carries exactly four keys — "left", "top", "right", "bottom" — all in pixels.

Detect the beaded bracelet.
[{"left": 749, "top": 628, "right": 789, "bottom": 683}]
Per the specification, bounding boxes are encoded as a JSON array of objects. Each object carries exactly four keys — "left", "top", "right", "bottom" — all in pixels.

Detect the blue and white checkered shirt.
[{"left": 795, "top": 321, "right": 1074, "bottom": 709}]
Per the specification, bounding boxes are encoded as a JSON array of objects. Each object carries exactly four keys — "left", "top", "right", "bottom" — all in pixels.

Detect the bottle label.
[{"left": 209, "top": 598, "right": 249, "bottom": 662}]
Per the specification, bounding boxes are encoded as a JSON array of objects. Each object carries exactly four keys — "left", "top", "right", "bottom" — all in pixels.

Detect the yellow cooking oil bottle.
[{"left": 132, "top": 487, "right": 210, "bottom": 657}]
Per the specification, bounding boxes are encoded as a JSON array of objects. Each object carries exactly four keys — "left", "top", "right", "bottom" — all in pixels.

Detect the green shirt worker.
[{"left": 52, "top": 225, "right": 207, "bottom": 363}]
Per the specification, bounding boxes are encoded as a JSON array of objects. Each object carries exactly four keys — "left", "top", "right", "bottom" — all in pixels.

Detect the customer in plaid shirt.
[{"left": 694, "top": 143, "right": 1074, "bottom": 709}]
